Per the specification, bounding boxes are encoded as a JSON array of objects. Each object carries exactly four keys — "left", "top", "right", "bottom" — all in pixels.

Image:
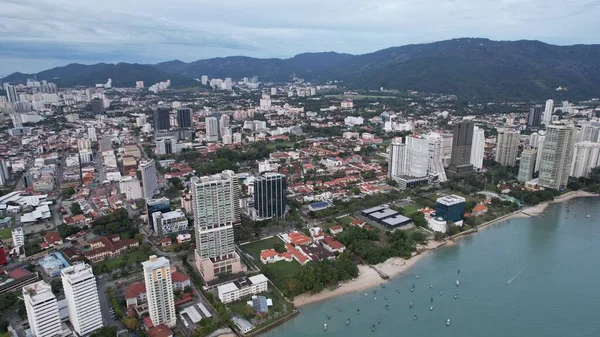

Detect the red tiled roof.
[
  {"left": 124, "top": 281, "right": 146, "bottom": 299},
  {"left": 330, "top": 225, "right": 343, "bottom": 231},
  {"left": 8, "top": 268, "right": 32, "bottom": 279},
  {"left": 148, "top": 324, "right": 172, "bottom": 337},
  {"left": 44, "top": 231, "right": 62, "bottom": 244},
  {"left": 473, "top": 204, "right": 488, "bottom": 212},
  {"left": 170, "top": 271, "right": 189, "bottom": 283},
  {"left": 323, "top": 237, "right": 344, "bottom": 250},
  {"left": 288, "top": 231, "right": 312, "bottom": 246},
  {"left": 144, "top": 316, "right": 154, "bottom": 329},
  {"left": 260, "top": 249, "right": 278, "bottom": 260}
]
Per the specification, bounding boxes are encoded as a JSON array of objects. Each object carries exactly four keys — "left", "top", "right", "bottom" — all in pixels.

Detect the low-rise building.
[
  {"left": 83, "top": 235, "right": 139, "bottom": 263},
  {"left": 217, "top": 274, "right": 269, "bottom": 304}
]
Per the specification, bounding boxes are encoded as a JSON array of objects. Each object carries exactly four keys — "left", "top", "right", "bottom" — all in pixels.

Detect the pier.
[{"left": 369, "top": 265, "right": 389, "bottom": 279}]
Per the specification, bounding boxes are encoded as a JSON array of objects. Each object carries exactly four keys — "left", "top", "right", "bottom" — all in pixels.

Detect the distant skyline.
[{"left": 2, "top": 0, "right": 600, "bottom": 76}]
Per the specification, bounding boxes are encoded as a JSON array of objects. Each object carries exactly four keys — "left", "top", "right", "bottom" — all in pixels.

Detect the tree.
[
  {"left": 273, "top": 243, "right": 285, "bottom": 253},
  {"left": 241, "top": 305, "right": 256, "bottom": 319},
  {"left": 57, "top": 224, "right": 79, "bottom": 238},
  {"left": 434, "top": 232, "right": 445, "bottom": 241},
  {"left": 70, "top": 203, "right": 83, "bottom": 215},
  {"left": 50, "top": 279, "right": 62, "bottom": 295},
  {"left": 123, "top": 317, "right": 138, "bottom": 330},
  {"left": 62, "top": 187, "right": 76, "bottom": 198}
]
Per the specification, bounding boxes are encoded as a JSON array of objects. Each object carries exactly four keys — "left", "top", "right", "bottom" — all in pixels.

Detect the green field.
[
  {"left": 268, "top": 260, "right": 301, "bottom": 280},
  {"left": 337, "top": 216, "right": 353, "bottom": 225},
  {"left": 0, "top": 227, "right": 11, "bottom": 239},
  {"left": 402, "top": 204, "right": 420, "bottom": 214},
  {"left": 241, "top": 237, "right": 283, "bottom": 259}
]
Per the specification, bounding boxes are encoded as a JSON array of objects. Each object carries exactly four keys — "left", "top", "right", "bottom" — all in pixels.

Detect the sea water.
[{"left": 264, "top": 197, "right": 600, "bottom": 337}]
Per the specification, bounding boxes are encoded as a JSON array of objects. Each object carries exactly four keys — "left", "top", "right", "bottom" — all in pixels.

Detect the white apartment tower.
[
  {"left": 495, "top": 130, "right": 520, "bottom": 166},
  {"left": 388, "top": 141, "right": 407, "bottom": 179},
  {"left": 23, "top": 281, "right": 62, "bottom": 337},
  {"left": 427, "top": 133, "right": 447, "bottom": 182},
  {"left": 87, "top": 127, "right": 97, "bottom": 142},
  {"left": 201, "top": 75, "right": 208, "bottom": 85},
  {"left": 191, "top": 171, "right": 244, "bottom": 281},
  {"left": 219, "top": 114, "right": 230, "bottom": 137},
  {"left": 534, "top": 135, "right": 546, "bottom": 172},
  {"left": 61, "top": 263, "right": 103, "bottom": 336},
  {"left": 542, "top": 99, "right": 554, "bottom": 124},
  {"left": 139, "top": 159, "right": 159, "bottom": 198},
  {"left": 205, "top": 116, "right": 219, "bottom": 142},
  {"left": 518, "top": 149, "right": 537, "bottom": 183},
  {"left": 470, "top": 125, "right": 485, "bottom": 171},
  {"left": 142, "top": 256, "right": 176, "bottom": 327},
  {"left": 579, "top": 121, "right": 600, "bottom": 143},
  {"left": 405, "top": 136, "right": 430, "bottom": 178},
  {"left": 539, "top": 122, "right": 575, "bottom": 189},
  {"left": 570, "top": 141, "right": 600, "bottom": 178}
]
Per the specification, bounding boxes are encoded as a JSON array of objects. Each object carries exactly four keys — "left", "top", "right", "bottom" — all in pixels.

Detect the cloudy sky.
[{"left": 1, "top": 0, "right": 599, "bottom": 75}]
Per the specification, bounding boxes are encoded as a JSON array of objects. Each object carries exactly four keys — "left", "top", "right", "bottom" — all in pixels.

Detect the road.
[{"left": 96, "top": 278, "right": 125, "bottom": 328}]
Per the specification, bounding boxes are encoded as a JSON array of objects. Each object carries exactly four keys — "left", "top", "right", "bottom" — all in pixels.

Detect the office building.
[
  {"left": 527, "top": 105, "right": 543, "bottom": 128},
  {"left": 156, "top": 136, "right": 176, "bottom": 155},
  {"left": 539, "top": 122, "right": 575, "bottom": 189},
  {"left": 205, "top": 116, "right": 219, "bottom": 142},
  {"left": 570, "top": 141, "right": 600, "bottom": 178},
  {"left": 23, "top": 281, "right": 62, "bottom": 337},
  {"left": 518, "top": 149, "right": 537, "bottom": 183},
  {"left": 435, "top": 195, "right": 466, "bottom": 223},
  {"left": 6, "top": 85, "right": 18, "bottom": 103},
  {"left": 470, "top": 125, "right": 485, "bottom": 171},
  {"left": 152, "top": 209, "right": 189, "bottom": 237},
  {"left": 254, "top": 173, "right": 287, "bottom": 219},
  {"left": 61, "top": 263, "right": 103, "bottom": 336},
  {"left": 136, "top": 81, "right": 144, "bottom": 88},
  {"left": 177, "top": 108, "right": 192, "bottom": 129},
  {"left": 219, "top": 115, "right": 230, "bottom": 136},
  {"left": 217, "top": 274, "right": 269, "bottom": 304},
  {"left": 90, "top": 98, "right": 104, "bottom": 115},
  {"left": 542, "top": 99, "right": 554, "bottom": 124},
  {"left": 191, "top": 171, "right": 243, "bottom": 281},
  {"left": 139, "top": 160, "right": 159, "bottom": 198},
  {"left": 146, "top": 197, "right": 171, "bottom": 229},
  {"left": 154, "top": 107, "right": 171, "bottom": 131},
  {"left": 495, "top": 130, "right": 520, "bottom": 166},
  {"left": 12, "top": 227, "right": 25, "bottom": 248},
  {"left": 87, "top": 127, "right": 97, "bottom": 142},
  {"left": 446, "top": 121, "right": 474, "bottom": 177},
  {"left": 142, "top": 256, "right": 176, "bottom": 328}
]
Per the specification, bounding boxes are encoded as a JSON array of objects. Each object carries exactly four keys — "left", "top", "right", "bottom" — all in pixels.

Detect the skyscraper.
[
  {"left": 87, "top": 127, "right": 97, "bottom": 142},
  {"left": 446, "top": 121, "right": 474, "bottom": 177},
  {"left": 539, "top": 122, "right": 575, "bottom": 189},
  {"left": 142, "top": 256, "right": 176, "bottom": 328},
  {"left": 90, "top": 98, "right": 105, "bottom": 115},
  {"left": 388, "top": 141, "right": 407, "bottom": 179},
  {"left": 191, "top": 171, "right": 243, "bottom": 281},
  {"left": 23, "top": 281, "right": 62, "bottom": 337},
  {"left": 205, "top": 116, "right": 219, "bottom": 142},
  {"left": 61, "top": 263, "right": 103, "bottom": 336},
  {"left": 177, "top": 108, "right": 193, "bottom": 129},
  {"left": 6, "top": 85, "right": 18, "bottom": 103},
  {"left": 579, "top": 121, "right": 600, "bottom": 143},
  {"left": 254, "top": 173, "right": 287, "bottom": 219},
  {"left": 527, "top": 105, "right": 543, "bottom": 128},
  {"left": 427, "top": 133, "right": 447, "bottom": 183},
  {"left": 542, "top": 99, "right": 554, "bottom": 124},
  {"left": 146, "top": 197, "right": 171, "bottom": 229},
  {"left": 470, "top": 125, "right": 485, "bottom": 171},
  {"left": 219, "top": 115, "right": 230, "bottom": 137},
  {"left": 535, "top": 136, "right": 545, "bottom": 172},
  {"left": 387, "top": 135, "right": 447, "bottom": 187},
  {"left": 201, "top": 75, "right": 208, "bottom": 85},
  {"left": 154, "top": 107, "right": 171, "bottom": 131},
  {"left": 518, "top": 149, "right": 537, "bottom": 183},
  {"left": 405, "top": 136, "right": 430, "bottom": 178},
  {"left": 139, "top": 160, "right": 159, "bottom": 198},
  {"left": 495, "top": 130, "right": 520, "bottom": 166},
  {"left": 570, "top": 141, "right": 600, "bottom": 178}
]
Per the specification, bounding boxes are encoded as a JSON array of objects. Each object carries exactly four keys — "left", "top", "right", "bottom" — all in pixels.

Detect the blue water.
[{"left": 264, "top": 197, "right": 600, "bottom": 337}]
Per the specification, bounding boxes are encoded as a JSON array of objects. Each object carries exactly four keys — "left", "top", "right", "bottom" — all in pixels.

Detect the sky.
[{"left": 1, "top": 0, "right": 600, "bottom": 76}]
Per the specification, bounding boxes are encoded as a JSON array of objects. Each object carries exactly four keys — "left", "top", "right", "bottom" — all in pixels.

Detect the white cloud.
[{"left": 0, "top": 0, "right": 599, "bottom": 74}]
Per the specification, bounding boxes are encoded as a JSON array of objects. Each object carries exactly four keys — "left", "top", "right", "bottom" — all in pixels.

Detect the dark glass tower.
[
  {"left": 446, "top": 121, "right": 474, "bottom": 178},
  {"left": 177, "top": 108, "right": 192, "bottom": 129},
  {"left": 254, "top": 173, "right": 286, "bottom": 219},
  {"left": 154, "top": 107, "right": 171, "bottom": 131}
]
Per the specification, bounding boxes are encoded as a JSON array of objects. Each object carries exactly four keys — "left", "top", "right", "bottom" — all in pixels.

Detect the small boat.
[
  {"left": 430, "top": 285, "right": 433, "bottom": 289},
  {"left": 346, "top": 319, "right": 350, "bottom": 326},
  {"left": 456, "top": 280, "right": 460, "bottom": 287},
  {"left": 385, "top": 305, "right": 389, "bottom": 310},
  {"left": 357, "top": 309, "right": 360, "bottom": 315},
  {"left": 587, "top": 215, "right": 591, "bottom": 218},
  {"left": 430, "top": 306, "right": 434, "bottom": 311},
  {"left": 454, "top": 294, "right": 458, "bottom": 299},
  {"left": 430, "top": 297, "right": 434, "bottom": 303},
  {"left": 410, "top": 288, "right": 414, "bottom": 293},
  {"left": 457, "top": 269, "right": 460, "bottom": 274},
  {"left": 374, "top": 297, "right": 377, "bottom": 300},
  {"left": 378, "top": 319, "right": 381, "bottom": 324},
  {"left": 374, "top": 290, "right": 377, "bottom": 294},
  {"left": 365, "top": 293, "right": 368, "bottom": 296},
  {"left": 339, "top": 308, "right": 342, "bottom": 312},
  {"left": 446, "top": 319, "right": 451, "bottom": 327},
  {"left": 416, "top": 275, "right": 419, "bottom": 279},
  {"left": 412, "top": 283, "right": 415, "bottom": 288},
  {"left": 413, "top": 315, "right": 418, "bottom": 321},
  {"left": 396, "top": 288, "right": 400, "bottom": 294},
  {"left": 409, "top": 302, "right": 413, "bottom": 308},
  {"left": 324, "top": 324, "right": 328, "bottom": 331},
  {"left": 372, "top": 325, "right": 376, "bottom": 332},
  {"left": 384, "top": 296, "right": 388, "bottom": 300},
  {"left": 439, "top": 291, "right": 443, "bottom": 296},
  {"left": 380, "top": 283, "right": 386, "bottom": 288},
  {"left": 327, "top": 314, "right": 331, "bottom": 320}
]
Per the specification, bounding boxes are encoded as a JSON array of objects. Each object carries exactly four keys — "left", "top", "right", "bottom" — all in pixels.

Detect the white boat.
[
  {"left": 430, "top": 306, "right": 434, "bottom": 311},
  {"left": 446, "top": 319, "right": 451, "bottom": 327},
  {"left": 587, "top": 215, "right": 591, "bottom": 218},
  {"left": 456, "top": 280, "right": 460, "bottom": 286},
  {"left": 324, "top": 324, "right": 328, "bottom": 331}
]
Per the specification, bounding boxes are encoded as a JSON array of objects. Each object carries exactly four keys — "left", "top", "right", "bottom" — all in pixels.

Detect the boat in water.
[
  {"left": 430, "top": 297, "right": 434, "bottom": 303},
  {"left": 372, "top": 325, "right": 376, "bottom": 332},
  {"left": 357, "top": 309, "right": 360, "bottom": 315},
  {"left": 410, "top": 288, "right": 414, "bottom": 293},
  {"left": 378, "top": 319, "right": 381, "bottom": 324},
  {"left": 587, "top": 215, "right": 591, "bottom": 218},
  {"left": 430, "top": 285, "right": 433, "bottom": 289},
  {"left": 396, "top": 288, "right": 400, "bottom": 294},
  {"left": 446, "top": 319, "right": 451, "bottom": 327},
  {"left": 409, "top": 302, "right": 413, "bottom": 308},
  {"left": 439, "top": 291, "right": 443, "bottom": 296},
  {"left": 380, "top": 283, "right": 385, "bottom": 288},
  {"left": 413, "top": 315, "right": 418, "bottom": 321},
  {"left": 339, "top": 308, "right": 342, "bottom": 312},
  {"left": 346, "top": 319, "right": 350, "bottom": 326},
  {"left": 454, "top": 294, "right": 458, "bottom": 299},
  {"left": 324, "top": 324, "right": 328, "bottom": 331},
  {"left": 384, "top": 296, "right": 388, "bottom": 300},
  {"left": 416, "top": 275, "right": 419, "bottom": 279},
  {"left": 430, "top": 306, "right": 434, "bottom": 311},
  {"left": 456, "top": 280, "right": 460, "bottom": 287},
  {"left": 385, "top": 305, "right": 389, "bottom": 310}
]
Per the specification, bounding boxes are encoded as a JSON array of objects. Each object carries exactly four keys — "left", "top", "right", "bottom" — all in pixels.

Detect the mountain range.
[{"left": 3, "top": 38, "right": 600, "bottom": 100}]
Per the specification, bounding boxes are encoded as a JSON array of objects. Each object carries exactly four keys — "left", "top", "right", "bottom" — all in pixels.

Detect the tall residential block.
[
  {"left": 470, "top": 125, "right": 485, "bottom": 171},
  {"left": 518, "top": 149, "right": 537, "bottom": 182},
  {"left": 205, "top": 116, "right": 219, "bottom": 142},
  {"left": 570, "top": 141, "right": 600, "bottom": 178},
  {"left": 154, "top": 107, "right": 171, "bottom": 131},
  {"left": 527, "top": 104, "right": 543, "bottom": 128},
  {"left": 177, "top": 108, "right": 193, "bottom": 129},
  {"left": 539, "top": 122, "right": 575, "bottom": 189},
  {"left": 495, "top": 130, "right": 520, "bottom": 166},
  {"left": 191, "top": 171, "right": 243, "bottom": 281},
  {"left": 388, "top": 141, "right": 407, "bottom": 179},
  {"left": 142, "top": 256, "right": 176, "bottom": 327},
  {"left": 23, "top": 281, "right": 62, "bottom": 337},
  {"left": 579, "top": 121, "right": 600, "bottom": 143},
  {"left": 61, "top": 263, "right": 103, "bottom": 336},
  {"left": 254, "top": 173, "right": 287, "bottom": 219},
  {"left": 446, "top": 121, "right": 474, "bottom": 177},
  {"left": 542, "top": 99, "right": 554, "bottom": 124},
  {"left": 139, "top": 160, "right": 159, "bottom": 198}
]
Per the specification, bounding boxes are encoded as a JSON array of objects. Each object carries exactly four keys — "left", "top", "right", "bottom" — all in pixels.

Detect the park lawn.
[
  {"left": 241, "top": 237, "right": 284, "bottom": 259},
  {"left": 0, "top": 227, "right": 11, "bottom": 239},
  {"left": 337, "top": 216, "right": 353, "bottom": 225},
  {"left": 403, "top": 204, "right": 420, "bottom": 214},
  {"left": 268, "top": 260, "right": 301, "bottom": 281},
  {"left": 97, "top": 249, "right": 149, "bottom": 270}
]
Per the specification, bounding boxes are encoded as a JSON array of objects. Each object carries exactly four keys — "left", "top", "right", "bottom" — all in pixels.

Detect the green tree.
[
  {"left": 273, "top": 243, "right": 285, "bottom": 253},
  {"left": 123, "top": 317, "right": 138, "bottom": 330},
  {"left": 50, "top": 279, "right": 63, "bottom": 295},
  {"left": 70, "top": 203, "right": 83, "bottom": 215}
]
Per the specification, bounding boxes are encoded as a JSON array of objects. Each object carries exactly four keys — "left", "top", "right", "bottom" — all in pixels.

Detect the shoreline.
[{"left": 293, "top": 190, "right": 598, "bottom": 308}]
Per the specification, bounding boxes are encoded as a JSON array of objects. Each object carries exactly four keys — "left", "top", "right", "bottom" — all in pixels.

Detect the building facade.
[
  {"left": 539, "top": 122, "right": 575, "bottom": 189},
  {"left": 154, "top": 107, "right": 171, "bottom": 131},
  {"left": 139, "top": 160, "right": 159, "bottom": 198},
  {"left": 542, "top": 99, "right": 554, "bottom": 124},
  {"left": 435, "top": 195, "right": 466, "bottom": 223},
  {"left": 61, "top": 263, "right": 103, "bottom": 336},
  {"left": 152, "top": 209, "right": 189, "bottom": 237},
  {"left": 217, "top": 274, "right": 269, "bottom": 304},
  {"left": 470, "top": 125, "right": 485, "bottom": 171},
  {"left": 177, "top": 108, "right": 192, "bottom": 129},
  {"left": 205, "top": 117, "right": 219, "bottom": 142},
  {"left": 23, "top": 281, "right": 62, "bottom": 337},
  {"left": 142, "top": 256, "right": 176, "bottom": 328},
  {"left": 518, "top": 149, "right": 537, "bottom": 183},
  {"left": 191, "top": 171, "right": 243, "bottom": 281},
  {"left": 495, "top": 130, "right": 520, "bottom": 166},
  {"left": 527, "top": 104, "right": 543, "bottom": 127},
  {"left": 254, "top": 173, "right": 287, "bottom": 219},
  {"left": 446, "top": 121, "right": 474, "bottom": 177},
  {"left": 570, "top": 141, "right": 600, "bottom": 178}
]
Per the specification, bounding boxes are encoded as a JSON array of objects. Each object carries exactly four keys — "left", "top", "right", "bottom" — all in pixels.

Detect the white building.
[
  {"left": 570, "top": 141, "right": 600, "bottom": 178},
  {"left": 119, "top": 176, "right": 143, "bottom": 200},
  {"left": 579, "top": 121, "right": 600, "bottom": 143},
  {"left": 201, "top": 75, "right": 208, "bottom": 86},
  {"left": 534, "top": 135, "right": 546, "bottom": 172},
  {"left": 341, "top": 100, "right": 353, "bottom": 109},
  {"left": 495, "top": 130, "right": 520, "bottom": 166},
  {"left": 388, "top": 141, "right": 407, "bottom": 179},
  {"left": 205, "top": 117, "right": 219, "bottom": 142},
  {"left": 542, "top": 99, "right": 554, "bottom": 124},
  {"left": 539, "top": 122, "right": 575, "bottom": 189},
  {"left": 405, "top": 136, "right": 430, "bottom": 178},
  {"left": 143, "top": 256, "right": 176, "bottom": 328},
  {"left": 87, "top": 127, "right": 97, "bottom": 142},
  {"left": 470, "top": 125, "right": 485, "bottom": 171},
  {"left": 23, "top": 281, "right": 62, "bottom": 337},
  {"left": 344, "top": 116, "right": 364, "bottom": 127},
  {"left": 259, "top": 94, "right": 271, "bottom": 109},
  {"left": 518, "top": 149, "right": 537, "bottom": 183},
  {"left": 427, "top": 133, "right": 448, "bottom": 183},
  {"left": 136, "top": 81, "right": 145, "bottom": 88},
  {"left": 217, "top": 274, "right": 269, "bottom": 304},
  {"left": 136, "top": 115, "right": 147, "bottom": 127},
  {"left": 191, "top": 171, "right": 244, "bottom": 281},
  {"left": 152, "top": 209, "right": 189, "bottom": 237},
  {"left": 219, "top": 114, "right": 230, "bottom": 137},
  {"left": 61, "top": 263, "right": 103, "bottom": 336},
  {"left": 12, "top": 227, "right": 25, "bottom": 248},
  {"left": 139, "top": 160, "right": 159, "bottom": 198}
]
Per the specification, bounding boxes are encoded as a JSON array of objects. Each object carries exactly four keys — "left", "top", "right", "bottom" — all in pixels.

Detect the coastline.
[{"left": 292, "top": 190, "right": 598, "bottom": 308}]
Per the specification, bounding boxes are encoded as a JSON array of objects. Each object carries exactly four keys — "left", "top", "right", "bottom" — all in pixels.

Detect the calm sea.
[{"left": 264, "top": 197, "right": 600, "bottom": 337}]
